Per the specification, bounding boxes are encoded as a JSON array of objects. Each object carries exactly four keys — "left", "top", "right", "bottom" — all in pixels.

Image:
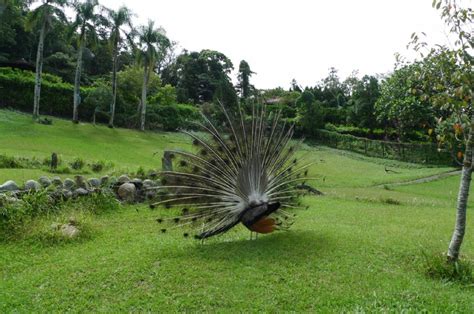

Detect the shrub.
[
  {"left": 148, "top": 103, "right": 201, "bottom": 131},
  {"left": 422, "top": 252, "right": 473, "bottom": 285},
  {"left": 0, "top": 68, "right": 94, "bottom": 119},
  {"left": 90, "top": 160, "right": 105, "bottom": 173},
  {"left": 0, "top": 191, "right": 56, "bottom": 235},
  {"left": 0, "top": 154, "right": 22, "bottom": 168},
  {"left": 70, "top": 157, "right": 85, "bottom": 170}
]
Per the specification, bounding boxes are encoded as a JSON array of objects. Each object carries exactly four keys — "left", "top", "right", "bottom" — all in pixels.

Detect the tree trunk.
[
  {"left": 33, "top": 21, "right": 46, "bottom": 120},
  {"left": 140, "top": 63, "right": 148, "bottom": 131},
  {"left": 73, "top": 37, "right": 85, "bottom": 124},
  {"left": 109, "top": 42, "right": 118, "bottom": 128},
  {"left": 447, "top": 118, "right": 474, "bottom": 261}
]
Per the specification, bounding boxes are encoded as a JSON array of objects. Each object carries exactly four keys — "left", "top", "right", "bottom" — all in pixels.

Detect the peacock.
[{"left": 152, "top": 103, "right": 311, "bottom": 240}]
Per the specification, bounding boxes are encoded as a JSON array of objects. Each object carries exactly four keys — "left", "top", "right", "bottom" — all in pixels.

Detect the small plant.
[
  {"left": 135, "top": 166, "right": 146, "bottom": 179},
  {"left": 0, "top": 154, "right": 22, "bottom": 168},
  {"left": 90, "top": 160, "right": 105, "bottom": 173},
  {"left": 380, "top": 197, "right": 401, "bottom": 205},
  {"left": 49, "top": 165, "right": 71, "bottom": 174},
  {"left": 422, "top": 252, "right": 473, "bottom": 285},
  {"left": 70, "top": 157, "right": 85, "bottom": 170}
]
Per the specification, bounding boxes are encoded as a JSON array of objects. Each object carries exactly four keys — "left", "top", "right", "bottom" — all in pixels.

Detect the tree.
[
  {"left": 237, "top": 60, "right": 255, "bottom": 100},
  {"left": 137, "top": 20, "right": 170, "bottom": 131},
  {"left": 296, "top": 90, "right": 324, "bottom": 136},
  {"left": 410, "top": 0, "right": 473, "bottom": 261},
  {"left": 290, "top": 79, "right": 302, "bottom": 92},
  {"left": 162, "top": 49, "right": 237, "bottom": 109},
  {"left": 104, "top": 5, "right": 133, "bottom": 128},
  {"left": 70, "top": 0, "right": 101, "bottom": 124},
  {"left": 348, "top": 75, "right": 380, "bottom": 129},
  {"left": 321, "top": 67, "right": 347, "bottom": 108},
  {"left": 26, "top": 0, "right": 68, "bottom": 119},
  {"left": 375, "top": 62, "right": 434, "bottom": 140}
]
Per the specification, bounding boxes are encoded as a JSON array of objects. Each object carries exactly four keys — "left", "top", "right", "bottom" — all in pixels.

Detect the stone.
[
  {"left": 50, "top": 222, "right": 61, "bottom": 231},
  {"left": 131, "top": 178, "right": 143, "bottom": 189},
  {"left": 74, "top": 175, "right": 89, "bottom": 189},
  {"left": 74, "top": 188, "right": 89, "bottom": 197},
  {"left": 143, "top": 179, "right": 155, "bottom": 188},
  {"left": 64, "top": 178, "right": 75, "bottom": 190},
  {"left": 24, "top": 180, "right": 41, "bottom": 191},
  {"left": 38, "top": 176, "right": 52, "bottom": 188},
  {"left": 62, "top": 189, "right": 73, "bottom": 199},
  {"left": 60, "top": 224, "right": 80, "bottom": 238},
  {"left": 148, "top": 171, "right": 158, "bottom": 179},
  {"left": 52, "top": 177, "right": 63, "bottom": 187},
  {"left": 108, "top": 176, "right": 118, "bottom": 186},
  {"left": 0, "top": 194, "right": 20, "bottom": 206},
  {"left": 162, "top": 151, "right": 174, "bottom": 172},
  {"left": 145, "top": 190, "right": 157, "bottom": 200},
  {"left": 117, "top": 183, "right": 136, "bottom": 202},
  {"left": 100, "top": 175, "right": 109, "bottom": 186},
  {"left": 118, "top": 175, "right": 131, "bottom": 184},
  {"left": 88, "top": 178, "right": 101, "bottom": 188},
  {"left": 0, "top": 180, "right": 19, "bottom": 192}
]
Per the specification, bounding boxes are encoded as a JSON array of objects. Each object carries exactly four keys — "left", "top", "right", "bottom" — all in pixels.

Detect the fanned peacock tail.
[{"left": 152, "top": 103, "right": 311, "bottom": 239}]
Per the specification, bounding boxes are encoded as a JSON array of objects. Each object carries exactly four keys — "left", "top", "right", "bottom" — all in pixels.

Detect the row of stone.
[{"left": 0, "top": 174, "right": 160, "bottom": 203}]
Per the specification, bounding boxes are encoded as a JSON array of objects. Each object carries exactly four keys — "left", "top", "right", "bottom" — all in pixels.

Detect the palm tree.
[
  {"left": 137, "top": 20, "right": 170, "bottom": 131},
  {"left": 105, "top": 5, "right": 133, "bottom": 128},
  {"left": 26, "top": 0, "right": 68, "bottom": 120},
  {"left": 70, "top": 0, "right": 100, "bottom": 123}
]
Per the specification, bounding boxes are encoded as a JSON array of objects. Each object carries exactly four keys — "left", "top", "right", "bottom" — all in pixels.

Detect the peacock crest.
[{"left": 152, "top": 104, "right": 311, "bottom": 239}]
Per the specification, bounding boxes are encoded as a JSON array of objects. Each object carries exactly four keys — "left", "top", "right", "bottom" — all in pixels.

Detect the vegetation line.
[{"left": 374, "top": 169, "right": 461, "bottom": 188}]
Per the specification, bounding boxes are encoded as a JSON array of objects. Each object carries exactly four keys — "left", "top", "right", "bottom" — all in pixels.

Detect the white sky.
[{"left": 100, "top": 0, "right": 469, "bottom": 89}]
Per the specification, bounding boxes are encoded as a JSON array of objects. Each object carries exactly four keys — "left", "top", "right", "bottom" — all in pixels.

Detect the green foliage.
[
  {"left": 70, "top": 157, "right": 85, "bottom": 170},
  {"left": 163, "top": 50, "right": 237, "bottom": 108},
  {"left": 346, "top": 75, "right": 381, "bottom": 128},
  {"left": 422, "top": 252, "right": 473, "bottom": 285},
  {"left": 90, "top": 160, "right": 105, "bottom": 173},
  {"left": 314, "top": 129, "right": 452, "bottom": 165},
  {"left": 0, "top": 68, "right": 94, "bottom": 117},
  {"left": 375, "top": 62, "right": 435, "bottom": 140},
  {"left": 0, "top": 189, "right": 120, "bottom": 241},
  {"left": 296, "top": 91, "right": 324, "bottom": 136},
  {"left": 148, "top": 103, "right": 200, "bottom": 131},
  {"left": 0, "top": 190, "right": 56, "bottom": 235}
]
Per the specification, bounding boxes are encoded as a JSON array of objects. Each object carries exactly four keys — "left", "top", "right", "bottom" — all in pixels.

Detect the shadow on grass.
[{"left": 173, "top": 230, "right": 331, "bottom": 264}]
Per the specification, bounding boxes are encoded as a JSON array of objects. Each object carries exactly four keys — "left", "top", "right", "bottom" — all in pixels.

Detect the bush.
[
  {"left": 148, "top": 103, "right": 201, "bottom": 131},
  {"left": 422, "top": 252, "right": 473, "bottom": 285},
  {"left": 0, "top": 154, "right": 22, "bottom": 168},
  {"left": 90, "top": 160, "right": 105, "bottom": 173},
  {"left": 0, "top": 67, "right": 94, "bottom": 119},
  {"left": 70, "top": 157, "right": 85, "bottom": 170},
  {"left": 0, "top": 191, "right": 56, "bottom": 235},
  {"left": 0, "top": 190, "right": 120, "bottom": 241}
]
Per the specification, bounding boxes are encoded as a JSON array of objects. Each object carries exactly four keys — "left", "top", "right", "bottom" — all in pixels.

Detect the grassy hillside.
[
  {"left": 1, "top": 110, "right": 473, "bottom": 312},
  {"left": 0, "top": 110, "right": 453, "bottom": 186}
]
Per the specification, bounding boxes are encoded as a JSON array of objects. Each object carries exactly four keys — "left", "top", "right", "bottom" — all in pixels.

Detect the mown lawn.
[{"left": 0, "top": 110, "right": 473, "bottom": 312}]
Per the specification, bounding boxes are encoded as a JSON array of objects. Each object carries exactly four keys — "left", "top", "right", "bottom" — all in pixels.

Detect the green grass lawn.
[{"left": 0, "top": 110, "right": 473, "bottom": 312}]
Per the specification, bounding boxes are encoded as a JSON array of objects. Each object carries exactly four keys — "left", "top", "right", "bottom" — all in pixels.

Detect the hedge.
[
  {"left": 314, "top": 129, "right": 454, "bottom": 165},
  {"left": 0, "top": 67, "right": 95, "bottom": 119},
  {"left": 0, "top": 68, "right": 201, "bottom": 130}
]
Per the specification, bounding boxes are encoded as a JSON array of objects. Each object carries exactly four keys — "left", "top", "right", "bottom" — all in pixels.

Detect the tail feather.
[{"left": 154, "top": 103, "right": 311, "bottom": 239}]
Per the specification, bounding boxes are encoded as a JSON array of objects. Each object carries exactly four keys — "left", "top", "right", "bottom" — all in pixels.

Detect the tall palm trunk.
[
  {"left": 140, "top": 62, "right": 148, "bottom": 131},
  {"left": 109, "top": 41, "right": 118, "bottom": 128},
  {"left": 73, "top": 34, "right": 85, "bottom": 124},
  {"left": 33, "top": 21, "right": 46, "bottom": 119},
  {"left": 447, "top": 117, "right": 474, "bottom": 261}
]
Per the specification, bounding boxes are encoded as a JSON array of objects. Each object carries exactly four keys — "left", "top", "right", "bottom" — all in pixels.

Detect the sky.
[{"left": 100, "top": 0, "right": 467, "bottom": 89}]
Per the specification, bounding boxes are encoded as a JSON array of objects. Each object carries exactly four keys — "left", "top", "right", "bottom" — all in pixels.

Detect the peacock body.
[{"left": 153, "top": 105, "right": 310, "bottom": 239}]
